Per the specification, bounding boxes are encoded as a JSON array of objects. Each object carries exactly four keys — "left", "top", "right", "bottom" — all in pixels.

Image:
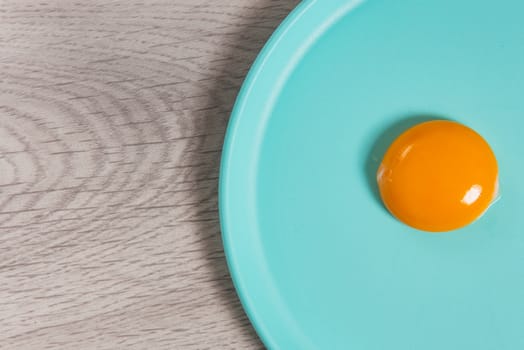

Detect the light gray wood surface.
[{"left": 0, "top": 1, "right": 299, "bottom": 348}]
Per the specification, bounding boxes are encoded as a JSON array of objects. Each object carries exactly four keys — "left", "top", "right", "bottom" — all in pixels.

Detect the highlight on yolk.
[{"left": 377, "top": 120, "right": 498, "bottom": 232}]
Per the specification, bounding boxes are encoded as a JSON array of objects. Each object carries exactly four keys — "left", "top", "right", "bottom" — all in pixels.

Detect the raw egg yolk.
[{"left": 377, "top": 120, "right": 498, "bottom": 232}]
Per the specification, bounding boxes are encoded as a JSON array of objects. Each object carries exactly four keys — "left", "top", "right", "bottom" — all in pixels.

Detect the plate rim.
[{"left": 218, "top": 0, "right": 363, "bottom": 348}]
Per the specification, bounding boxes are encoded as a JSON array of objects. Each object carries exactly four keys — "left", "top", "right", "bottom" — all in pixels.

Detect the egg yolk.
[{"left": 377, "top": 120, "right": 498, "bottom": 232}]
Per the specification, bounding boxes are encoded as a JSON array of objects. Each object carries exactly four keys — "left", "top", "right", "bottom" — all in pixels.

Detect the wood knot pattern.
[{"left": 0, "top": 1, "right": 298, "bottom": 349}]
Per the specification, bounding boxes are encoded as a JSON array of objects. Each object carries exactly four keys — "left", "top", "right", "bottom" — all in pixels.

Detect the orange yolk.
[{"left": 377, "top": 120, "right": 498, "bottom": 232}]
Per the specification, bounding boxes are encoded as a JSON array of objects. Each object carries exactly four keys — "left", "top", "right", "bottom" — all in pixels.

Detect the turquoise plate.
[{"left": 219, "top": 0, "right": 524, "bottom": 349}]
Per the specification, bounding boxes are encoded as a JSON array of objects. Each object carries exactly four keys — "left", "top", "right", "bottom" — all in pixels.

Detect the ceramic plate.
[{"left": 220, "top": 0, "right": 524, "bottom": 348}]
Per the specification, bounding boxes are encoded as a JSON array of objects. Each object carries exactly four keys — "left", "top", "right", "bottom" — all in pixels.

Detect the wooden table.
[{"left": 0, "top": 1, "right": 299, "bottom": 348}]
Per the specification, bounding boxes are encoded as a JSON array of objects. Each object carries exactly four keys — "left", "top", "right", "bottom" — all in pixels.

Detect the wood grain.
[{"left": 0, "top": 1, "right": 299, "bottom": 348}]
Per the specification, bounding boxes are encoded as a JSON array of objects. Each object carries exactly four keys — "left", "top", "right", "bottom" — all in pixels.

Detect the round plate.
[{"left": 219, "top": 0, "right": 524, "bottom": 349}]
